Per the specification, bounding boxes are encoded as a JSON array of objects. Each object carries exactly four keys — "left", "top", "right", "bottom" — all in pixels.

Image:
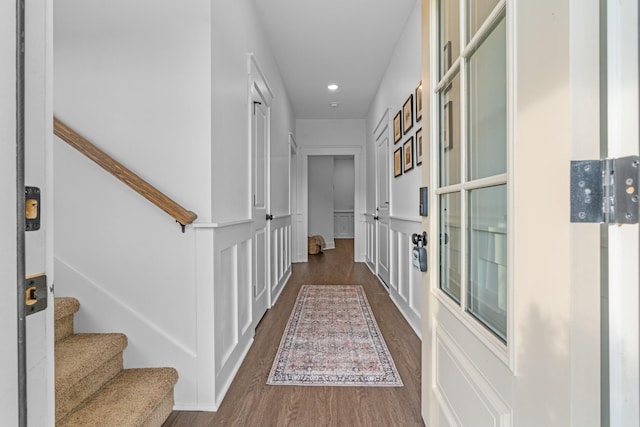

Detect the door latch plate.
[{"left": 25, "top": 274, "right": 47, "bottom": 316}]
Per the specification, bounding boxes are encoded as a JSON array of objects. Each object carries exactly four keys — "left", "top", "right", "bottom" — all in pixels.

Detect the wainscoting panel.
[
  {"left": 434, "top": 324, "right": 512, "bottom": 427},
  {"left": 211, "top": 221, "right": 255, "bottom": 408},
  {"left": 388, "top": 217, "right": 422, "bottom": 337},
  {"left": 271, "top": 215, "right": 292, "bottom": 305},
  {"left": 334, "top": 210, "right": 355, "bottom": 238},
  {"left": 215, "top": 246, "right": 238, "bottom": 372},
  {"left": 364, "top": 214, "right": 376, "bottom": 272}
]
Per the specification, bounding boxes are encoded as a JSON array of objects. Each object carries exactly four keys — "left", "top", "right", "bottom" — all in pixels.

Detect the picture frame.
[
  {"left": 403, "top": 137, "right": 414, "bottom": 173},
  {"left": 443, "top": 41, "right": 452, "bottom": 76},
  {"left": 393, "top": 110, "right": 402, "bottom": 144},
  {"left": 443, "top": 101, "right": 453, "bottom": 151},
  {"left": 394, "top": 147, "right": 403, "bottom": 177},
  {"left": 416, "top": 128, "right": 423, "bottom": 166},
  {"left": 415, "top": 81, "right": 423, "bottom": 122},
  {"left": 402, "top": 94, "right": 414, "bottom": 135}
]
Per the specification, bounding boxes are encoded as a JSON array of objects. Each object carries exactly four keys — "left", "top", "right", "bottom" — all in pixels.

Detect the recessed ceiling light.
[
  {"left": 330, "top": 102, "right": 339, "bottom": 108},
  {"left": 328, "top": 84, "right": 339, "bottom": 91}
]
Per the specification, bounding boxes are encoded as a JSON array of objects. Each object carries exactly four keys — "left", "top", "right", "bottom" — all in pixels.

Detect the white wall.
[
  {"left": 367, "top": 0, "right": 422, "bottom": 220},
  {"left": 333, "top": 158, "right": 355, "bottom": 211},
  {"left": 211, "top": 0, "right": 294, "bottom": 221},
  {"left": 308, "top": 157, "right": 335, "bottom": 246},
  {"left": 0, "top": 2, "right": 19, "bottom": 421},
  {"left": 54, "top": 0, "right": 211, "bottom": 408},
  {"left": 54, "top": 0, "right": 294, "bottom": 410},
  {"left": 364, "top": 1, "right": 422, "bottom": 335}
]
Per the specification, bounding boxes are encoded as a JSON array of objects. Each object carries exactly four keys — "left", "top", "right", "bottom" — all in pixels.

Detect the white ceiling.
[{"left": 252, "top": 0, "right": 418, "bottom": 120}]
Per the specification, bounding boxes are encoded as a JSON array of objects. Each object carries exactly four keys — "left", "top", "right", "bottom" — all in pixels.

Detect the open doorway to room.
[
  {"left": 307, "top": 155, "right": 355, "bottom": 252},
  {"left": 297, "top": 147, "right": 363, "bottom": 264}
]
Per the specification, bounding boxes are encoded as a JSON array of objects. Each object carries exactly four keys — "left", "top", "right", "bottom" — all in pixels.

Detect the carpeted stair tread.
[
  {"left": 55, "top": 297, "right": 80, "bottom": 321},
  {"left": 56, "top": 333, "right": 128, "bottom": 392},
  {"left": 57, "top": 368, "right": 179, "bottom": 427}
]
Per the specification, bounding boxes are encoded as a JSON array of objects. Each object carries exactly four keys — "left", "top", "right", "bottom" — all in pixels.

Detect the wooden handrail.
[{"left": 54, "top": 118, "right": 197, "bottom": 230}]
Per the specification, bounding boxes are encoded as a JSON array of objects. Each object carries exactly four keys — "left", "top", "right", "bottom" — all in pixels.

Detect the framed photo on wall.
[
  {"left": 416, "top": 128, "right": 423, "bottom": 165},
  {"left": 394, "top": 146, "right": 403, "bottom": 177},
  {"left": 415, "top": 81, "right": 423, "bottom": 122},
  {"left": 403, "top": 137, "right": 414, "bottom": 173},
  {"left": 402, "top": 94, "right": 414, "bottom": 134},
  {"left": 393, "top": 110, "right": 402, "bottom": 143}
]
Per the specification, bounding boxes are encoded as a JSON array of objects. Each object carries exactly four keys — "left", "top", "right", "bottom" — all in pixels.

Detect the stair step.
[
  {"left": 55, "top": 297, "right": 80, "bottom": 321},
  {"left": 55, "top": 297, "right": 80, "bottom": 342},
  {"left": 57, "top": 368, "right": 179, "bottom": 427},
  {"left": 55, "top": 333, "right": 128, "bottom": 421}
]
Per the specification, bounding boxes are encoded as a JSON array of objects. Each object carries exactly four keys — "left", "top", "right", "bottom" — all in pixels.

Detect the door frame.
[
  {"left": 288, "top": 133, "right": 299, "bottom": 262},
  {"left": 299, "top": 146, "right": 363, "bottom": 263},
  {"left": 605, "top": 0, "right": 639, "bottom": 423}
]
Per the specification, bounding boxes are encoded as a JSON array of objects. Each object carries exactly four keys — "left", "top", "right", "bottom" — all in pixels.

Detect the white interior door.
[
  {"left": 251, "top": 95, "right": 270, "bottom": 329},
  {"left": 376, "top": 126, "right": 390, "bottom": 287}
]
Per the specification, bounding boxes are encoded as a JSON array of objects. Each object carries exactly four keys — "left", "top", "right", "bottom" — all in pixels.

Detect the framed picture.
[
  {"left": 393, "top": 111, "right": 402, "bottom": 144},
  {"left": 394, "top": 147, "right": 403, "bottom": 177},
  {"left": 416, "top": 128, "right": 423, "bottom": 166},
  {"left": 443, "top": 41, "right": 452, "bottom": 75},
  {"left": 403, "top": 137, "right": 414, "bottom": 173},
  {"left": 402, "top": 94, "right": 414, "bottom": 135},
  {"left": 443, "top": 101, "right": 453, "bottom": 151},
  {"left": 415, "top": 81, "right": 423, "bottom": 122}
]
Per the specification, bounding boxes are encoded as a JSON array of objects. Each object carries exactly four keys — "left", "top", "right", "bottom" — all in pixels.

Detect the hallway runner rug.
[{"left": 267, "top": 285, "right": 403, "bottom": 387}]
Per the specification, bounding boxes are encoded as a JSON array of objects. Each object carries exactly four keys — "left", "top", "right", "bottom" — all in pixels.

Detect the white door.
[
  {"left": 251, "top": 96, "right": 270, "bottom": 329},
  {"left": 423, "top": 0, "right": 619, "bottom": 425},
  {"left": 376, "top": 125, "right": 390, "bottom": 287}
]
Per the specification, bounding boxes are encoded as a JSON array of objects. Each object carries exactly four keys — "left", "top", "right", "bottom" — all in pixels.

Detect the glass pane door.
[{"left": 436, "top": 0, "right": 508, "bottom": 343}]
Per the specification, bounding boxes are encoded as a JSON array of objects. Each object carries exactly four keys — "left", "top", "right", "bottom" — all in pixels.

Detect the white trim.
[
  {"left": 373, "top": 108, "right": 390, "bottom": 140},
  {"left": 247, "top": 53, "right": 274, "bottom": 101},
  {"left": 389, "top": 215, "right": 422, "bottom": 224},
  {"left": 192, "top": 219, "right": 254, "bottom": 229},
  {"left": 461, "top": 1, "right": 507, "bottom": 58}
]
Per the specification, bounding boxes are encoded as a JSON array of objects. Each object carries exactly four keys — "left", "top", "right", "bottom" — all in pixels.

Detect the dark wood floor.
[{"left": 162, "top": 239, "right": 423, "bottom": 426}]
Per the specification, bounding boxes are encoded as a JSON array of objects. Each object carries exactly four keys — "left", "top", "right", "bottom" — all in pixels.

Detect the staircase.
[{"left": 55, "top": 297, "right": 178, "bottom": 426}]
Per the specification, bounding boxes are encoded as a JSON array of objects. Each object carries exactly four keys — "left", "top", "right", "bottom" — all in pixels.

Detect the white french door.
[
  {"left": 251, "top": 91, "right": 270, "bottom": 330},
  {"left": 376, "top": 121, "right": 391, "bottom": 287}
]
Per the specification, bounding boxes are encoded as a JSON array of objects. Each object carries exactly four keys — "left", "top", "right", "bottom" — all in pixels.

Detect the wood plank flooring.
[{"left": 162, "top": 239, "right": 423, "bottom": 426}]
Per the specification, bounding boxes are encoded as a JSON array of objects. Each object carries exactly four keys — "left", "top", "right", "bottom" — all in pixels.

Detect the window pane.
[
  {"left": 439, "top": 74, "right": 461, "bottom": 187},
  {"left": 440, "top": 192, "right": 461, "bottom": 303},
  {"left": 467, "top": 18, "right": 506, "bottom": 181},
  {"left": 467, "top": 185, "right": 507, "bottom": 341},
  {"left": 468, "top": 0, "right": 500, "bottom": 40},
  {"left": 439, "top": 0, "right": 459, "bottom": 78}
]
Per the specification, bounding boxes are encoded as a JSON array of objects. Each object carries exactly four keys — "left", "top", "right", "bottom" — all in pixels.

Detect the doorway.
[
  {"left": 307, "top": 156, "right": 355, "bottom": 252},
  {"left": 298, "top": 147, "right": 363, "bottom": 263}
]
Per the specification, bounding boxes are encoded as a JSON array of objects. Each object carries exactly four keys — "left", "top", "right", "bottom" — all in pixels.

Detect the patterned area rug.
[{"left": 267, "top": 285, "right": 403, "bottom": 387}]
